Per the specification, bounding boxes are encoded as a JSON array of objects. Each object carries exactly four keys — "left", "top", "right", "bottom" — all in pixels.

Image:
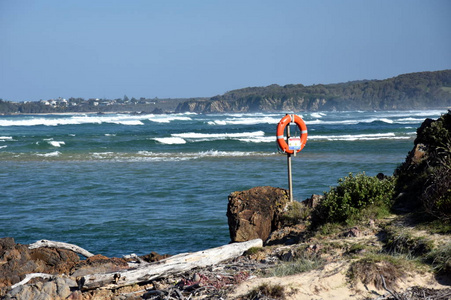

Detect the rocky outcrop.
[
  {"left": 227, "top": 186, "right": 290, "bottom": 243},
  {"left": 0, "top": 238, "right": 132, "bottom": 298},
  {"left": 0, "top": 237, "right": 80, "bottom": 296},
  {"left": 394, "top": 110, "right": 451, "bottom": 219}
]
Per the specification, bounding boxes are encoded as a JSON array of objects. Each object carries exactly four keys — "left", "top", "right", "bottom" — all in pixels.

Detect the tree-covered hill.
[
  {"left": 176, "top": 70, "right": 451, "bottom": 113},
  {"left": 1, "top": 70, "right": 450, "bottom": 114}
]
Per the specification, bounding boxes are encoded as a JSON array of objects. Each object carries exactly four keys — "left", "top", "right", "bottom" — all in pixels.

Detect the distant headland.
[{"left": 1, "top": 70, "right": 450, "bottom": 115}]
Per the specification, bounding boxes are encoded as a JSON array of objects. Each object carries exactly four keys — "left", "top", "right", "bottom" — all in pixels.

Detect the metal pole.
[{"left": 287, "top": 123, "right": 293, "bottom": 202}]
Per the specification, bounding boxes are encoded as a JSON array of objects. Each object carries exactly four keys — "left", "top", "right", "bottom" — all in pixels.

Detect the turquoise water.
[{"left": 0, "top": 110, "right": 445, "bottom": 256}]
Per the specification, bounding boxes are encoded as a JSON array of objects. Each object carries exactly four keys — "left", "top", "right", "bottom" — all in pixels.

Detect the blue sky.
[{"left": 1, "top": 0, "right": 450, "bottom": 102}]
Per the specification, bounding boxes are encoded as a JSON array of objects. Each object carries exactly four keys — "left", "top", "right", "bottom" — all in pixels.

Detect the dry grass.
[
  {"left": 245, "top": 283, "right": 286, "bottom": 300},
  {"left": 347, "top": 254, "right": 410, "bottom": 290}
]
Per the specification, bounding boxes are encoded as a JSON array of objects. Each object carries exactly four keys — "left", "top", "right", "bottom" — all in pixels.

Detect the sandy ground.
[{"left": 229, "top": 260, "right": 450, "bottom": 300}]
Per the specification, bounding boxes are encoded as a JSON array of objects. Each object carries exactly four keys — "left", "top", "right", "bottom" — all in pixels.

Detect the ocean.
[{"left": 0, "top": 110, "right": 445, "bottom": 257}]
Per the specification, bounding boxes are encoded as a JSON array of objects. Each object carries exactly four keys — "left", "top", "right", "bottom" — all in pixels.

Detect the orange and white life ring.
[{"left": 276, "top": 114, "right": 308, "bottom": 154}]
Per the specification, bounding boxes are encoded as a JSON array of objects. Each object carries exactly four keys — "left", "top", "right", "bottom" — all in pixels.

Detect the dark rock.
[
  {"left": 0, "top": 237, "right": 16, "bottom": 250},
  {"left": 344, "top": 227, "right": 361, "bottom": 237},
  {"left": 150, "top": 108, "right": 164, "bottom": 114},
  {"left": 4, "top": 276, "right": 75, "bottom": 300},
  {"left": 140, "top": 251, "right": 171, "bottom": 263},
  {"left": 265, "top": 224, "right": 307, "bottom": 246},
  {"left": 0, "top": 237, "right": 79, "bottom": 296},
  {"left": 0, "top": 238, "right": 36, "bottom": 293},
  {"left": 29, "top": 247, "right": 80, "bottom": 274},
  {"left": 304, "top": 194, "right": 324, "bottom": 209},
  {"left": 227, "top": 186, "right": 290, "bottom": 243},
  {"left": 410, "top": 143, "right": 428, "bottom": 164},
  {"left": 376, "top": 173, "right": 387, "bottom": 180},
  {"left": 70, "top": 254, "right": 129, "bottom": 277},
  {"left": 394, "top": 111, "right": 451, "bottom": 218}
]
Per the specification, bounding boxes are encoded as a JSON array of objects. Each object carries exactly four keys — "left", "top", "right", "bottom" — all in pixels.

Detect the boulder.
[
  {"left": 4, "top": 276, "right": 75, "bottom": 300},
  {"left": 227, "top": 186, "right": 290, "bottom": 243},
  {"left": 0, "top": 238, "right": 35, "bottom": 293},
  {"left": 29, "top": 247, "right": 80, "bottom": 274}
]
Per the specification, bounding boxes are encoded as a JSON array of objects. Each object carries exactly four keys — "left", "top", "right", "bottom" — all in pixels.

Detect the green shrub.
[{"left": 314, "top": 173, "right": 396, "bottom": 226}]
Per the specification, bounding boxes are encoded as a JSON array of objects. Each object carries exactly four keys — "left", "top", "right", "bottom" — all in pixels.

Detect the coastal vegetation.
[
  {"left": 313, "top": 173, "right": 396, "bottom": 226},
  {"left": 176, "top": 70, "right": 451, "bottom": 113},
  {"left": 240, "top": 111, "right": 450, "bottom": 297},
  {"left": 1, "top": 70, "right": 450, "bottom": 114}
]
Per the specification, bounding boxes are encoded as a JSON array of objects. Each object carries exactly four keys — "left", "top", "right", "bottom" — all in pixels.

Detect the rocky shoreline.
[
  {"left": 1, "top": 184, "right": 450, "bottom": 299},
  {"left": 1, "top": 212, "right": 450, "bottom": 300},
  {"left": 1, "top": 112, "right": 450, "bottom": 299}
]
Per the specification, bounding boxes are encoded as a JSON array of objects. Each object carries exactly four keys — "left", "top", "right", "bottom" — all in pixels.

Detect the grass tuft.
[
  {"left": 266, "top": 253, "right": 325, "bottom": 277},
  {"left": 347, "top": 254, "right": 407, "bottom": 290},
  {"left": 247, "top": 283, "right": 285, "bottom": 300},
  {"left": 427, "top": 242, "right": 451, "bottom": 274}
]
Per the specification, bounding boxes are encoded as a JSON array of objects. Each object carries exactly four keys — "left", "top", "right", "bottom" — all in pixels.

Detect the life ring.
[{"left": 276, "top": 114, "right": 308, "bottom": 154}]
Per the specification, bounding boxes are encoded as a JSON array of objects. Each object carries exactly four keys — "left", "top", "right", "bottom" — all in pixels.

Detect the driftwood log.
[
  {"left": 81, "top": 238, "right": 263, "bottom": 290},
  {"left": 28, "top": 239, "right": 95, "bottom": 257},
  {"left": 10, "top": 273, "right": 56, "bottom": 289},
  {"left": 22, "top": 238, "right": 263, "bottom": 291}
]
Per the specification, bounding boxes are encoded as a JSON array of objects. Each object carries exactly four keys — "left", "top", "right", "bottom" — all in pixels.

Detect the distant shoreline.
[{"left": 1, "top": 107, "right": 450, "bottom": 117}]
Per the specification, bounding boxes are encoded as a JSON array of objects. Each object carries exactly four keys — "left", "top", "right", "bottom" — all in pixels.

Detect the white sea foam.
[
  {"left": 36, "top": 151, "right": 61, "bottom": 157},
  {"left": 237, "top": 136, "right": 275, "bottom": 143},
  {"left": 310, "top": 112, "right": 326, "bottom": 118},
  {"left": 0, "top": 136, "right": 13, "bottom": 142},
  {"left": 306, "top": 119, "right": 360, "bottom": 125},
  {"left": 153, "top": 137, "right": 187, "bottom": 144},
  {"left": 309, "top": 132, "right": 413, "bottom": 141},
  {"left": 306, "top": 117, "right": 411, "bottom": 125},
  {"left": 90, "top": 150, "right": 273, "bottom": 162},
  {"left": 394, "top": 117, "right": 428, "bottom": 124},
  {"left": 111, "top": 120, "right": 144, "bottom": 125},
  {"left": 379, "top": 110, "right": 444, "bottom": 118},
  {"left": 91, "top": 152, "right": 115, "bottom": 159},
  {"left": 173, "top": 131, "right": 265, "bottom": 140},
  {"left": 0, "top": 145, "right": 7, "bottom": 149},
  {"left": 0, "top": 114, "right": 149, "bottom": 127},
  {"left": 148, "top": 115, "right": 192, "bottom": 123},
  {"left": 208, "top": 116, "right": 280, "bottom": 126},
  {"left": 378, "top": 118, "right": 394, "bottom": 123},
  {"left": 48, "top": 141, "right": 65, "bottom": 147},
  {"left": 196, "top": 150, "right": 269, "bottom": 157}
]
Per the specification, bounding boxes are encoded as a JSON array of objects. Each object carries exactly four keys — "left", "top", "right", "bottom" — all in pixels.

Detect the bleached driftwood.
[
  {"left": 28, "top": 239, "right": 95, "bottom": 258},
  {"left": 10, "top": 273, "right": 56, "bottom": 289},
  {"left": 81, "top": 238, "right": 263, "bottom": 290}
]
